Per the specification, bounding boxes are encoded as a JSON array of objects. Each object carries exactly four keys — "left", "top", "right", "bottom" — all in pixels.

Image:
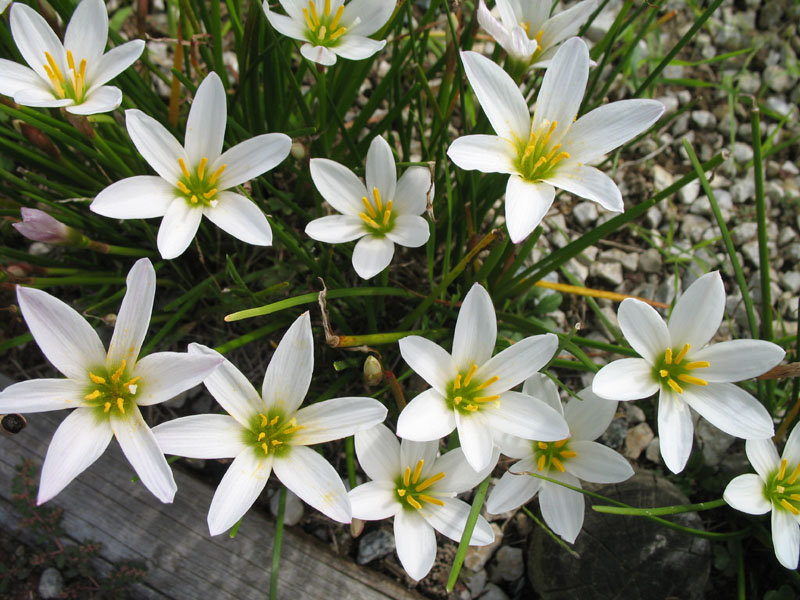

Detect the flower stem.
[
  {"left": 521, "top": 506, "right": 580, "bottom": 558},
  {"left": 592, "top": 498, "right": 727, "bottom": 516},
  {"left": 446, "top": 476, "right": 490, "bottom": 593},
  {"left": 270, "top": 485, "right": 286, "bottom": 600}
]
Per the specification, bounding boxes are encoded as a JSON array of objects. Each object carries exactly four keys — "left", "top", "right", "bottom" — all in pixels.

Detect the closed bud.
[
  {"left": 13, "top": 208, "right": 83, "bottom": 246},
  {"left": 363, "top": 355, "right": 383, "bottom": 387}
]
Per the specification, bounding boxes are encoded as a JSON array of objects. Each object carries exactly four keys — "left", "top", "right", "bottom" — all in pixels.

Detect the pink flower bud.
[{"left": 13, "top": 208, "right": 77, "bottom": 245}]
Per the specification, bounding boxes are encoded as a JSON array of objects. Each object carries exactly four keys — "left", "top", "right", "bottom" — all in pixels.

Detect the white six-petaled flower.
[
  {"left": 306, "top": 136, "right": 431, "bottom": 279},
  {"left": 724, "top": 423, "right": 800, "bottom": 570},
  {"left": 486, "top": 374, "right": 633, "bottom": 543},
  {"left": 0, "top": 258, "right": 223, "bottom": 504},
  {"left": 478, "top": 0, "right": 598, "bottom": 70},
  {"left": 263, "top": 0, "right": 396, "bottom": 66},
  {"left": 152, "top": 312, "right": 388, "bottom": 535},
  {"left": 447, "top": 38, "right": 665, "bottom": 243},
  {"left": 0, "top": 0, "right": 144, "bottom": 114},
  {"left": 91, "top": 72, "right": 291, "bottom": 259},
  {"left": 0, "top": 0, "right": 11, "bottom": 15},
  {"left": 592, "top": 271, "right": 784, "bottom": 474},
  {"left": 396, "top": 283, "right": 569, "bottom": 472},
  {"left": 349, "top": 424, "right": 496, "bottom": 581}
]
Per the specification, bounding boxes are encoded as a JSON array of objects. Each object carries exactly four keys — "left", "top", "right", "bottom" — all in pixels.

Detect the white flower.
[
  {"left": 152, "top": 312, "right": 388, "bottom": 535},
  {"left": 486, "top": 375, "right": 633, "bottom": 543},
  {"left": 478, "top": 0, "right": 597, "bottom": 68},
  {"left": 91, "top": 72, "right": 291, "bottom": 259},
  {"left": 349, "top": 424, "right": 496, "bottom": 580},
  {"left": 592, "top": 271, "right": 784, "bottom": 474},
  {"left": 0, "top": 0, "right": 144, "bottom": 114},
  {"left": 447, "top": 38, "right": 664, "bottom": 243},
  {"left": 724, "top": 424, "right": 800, "bottom": 570},
  {"left": 0, "top": 258, "right": 222, "bottom": 504},
  {"left": 396, "top": 283, "right": 569, "bottom": 472},
  {"left": 0, "top": 0, "right": 11, "bottom": 15},
  {"left": 306, "top": 136, "right": 430, "bottom": 279},
  {"left": 263, "top": 0, "right": 395, "bottom": 66}
]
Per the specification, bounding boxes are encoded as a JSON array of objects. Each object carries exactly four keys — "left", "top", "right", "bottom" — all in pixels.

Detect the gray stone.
[
  {"left": 714, "top": 23, "right": 745, "bottom": 50},
  {"left": 676, "top": 90, "right": 692, "bottom": 106},
  {"left": 691, "top": 110, "right": 716, "bottom": 130},
  {"left": 765, "top": 96, "right": 793, "bottom": 117},
  {"left": 737, "top": 72, "right": 761, "bottom": 94},
  {"left": 573, "top": 201, "right": 599, "bottom": 228},
  {"left": 625, "top": 403, "right": 646, "bottom": 424},
  {"left": 653, "top": 165, "right": 673, "bottom": 191},
  {"left": 758, "top": 2, "right": 784, "bottom": 29},
  {"left": 783, "top": 160, "right": 800, "bottom": 177},
  {"left": 38, "top": 567, "right": 64, "bottom": 600},
  {"left": 356, "top": 528, "right": 396, "bottom": 565},
  {"left": 645, "top": 438, "right": 661, "bottom": 463},
  {"left": 732, "top": 142, "right": 754, "bottom": 164},
  {"left": 655, "top": 278, "right": 680, "bottom": 305},
  {"left": 731, "top": 179, "right": 756, "bottom": 203},
  {"left": 465, "top": 523, "right": 503, "bottom": 571},
  {"left": 645, "top": 205, "right": 663, "bottom": 229},
  {"left": 590, "top": 261, "right": 623, "bottom": 286},
  {"left": 656, "top": 95, "right": 679, "bottom": 114},
  {"left": 681, "top": 214, "right": 712, "bottom": 243},
  {"left": 639, "top": 248, "right": 662, "bottom": 273},
  {"left": 464, "top": 569, "right": 488, "bottom": 598},
  {"left": 671, "top": 113, "right": 690, "bottom": 136},
  {"left": 741, "top": 241, "right": 761, "bottom": 267},
  {"left": 696, "top": 419, "right": 735, "bottom": 467},
  {"left": 623, "top": 423, "right": 654, "bottom": 460},
  {"left": 779, "top": 226, "right": 796, "bottom": 247},
  {"left": 678, "top": 179, "right": 700, "bottom": 205},
  {"left": 479, "top": 583, "right": 510, "bottom": 600},
  {"left": 270, "top": 488, "right": 304, "bottom": 526},
  {"left": 601, "top": 417, "right": 627, "bottom": 450},
  {"left": 764, "top": 65, "right": 794, "bottom": 93},
  {"left": 780, "top": 272, "right": 800, "bottom": 294},
  {"left": 565, "top": 258, "right": 589, "bottom": 284},
  {"left": 599, "top": 249, "right": 638, "bottom": 272},
  {"left": 492, "top": 546, "right": 524, "bottom": 582},
  {"left": 731, "top": 222, "right": 758, "bottom": 245},
  {"left": 576, "top": 245, "right": 599, "bottom": 265}
]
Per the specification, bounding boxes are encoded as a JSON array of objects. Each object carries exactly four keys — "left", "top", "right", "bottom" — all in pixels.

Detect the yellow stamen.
[
  {"left": 329, "top": 27, "right": 347, "bottom": 41},
  {"left": 359, "top": 213, "right": 381, "bottom": 229},
  {"left": 361, "top": 196, "right": 377, "bottom": 218},
  {"left": 551, "top": 457, "right": 566, "bottom": 472},
  {"left": 415, "top": 472, "right": 445, "bottom": 492},
  {"left": 538, "top": 441, "right": 548, "bottom": 450},
  {"left": 43, "top": 64, "right": 64, "bottom": 97},
  {"left": 535, "top": 29, "right": 543, "bottom": 46},
  {"left": 543, "top": 143, "right": 563, "bottom": 162},
  {"left": 67, "top": 50, "right": 76, "bottom": 72},
  {"left": 203, "top": 189, "right": 218, "bottom": 200},
  {"left": 777, "top": 485, "right": 786, "bottom": 494},
  {"left": 303, "top": 8, "right": 316, "bottom": 31},
  {"left": 397, "top": 489, "right": 406, "bottom": 496},
  {"left": 403, "top": 466, "right": 411, "bottom": 487},
  {"left": 537, "top": 455, "right": 546, "bottom": 471},
  {"left": 324, "top": 0, "right": 331, "bottom": 16},
  {"left": 262, "top": 442, "right": 269, "bottom": 455},
  {"left": 271, "top": 440, "right": 282, "bottom": 446},
  {"left": 178, "top": 157, "right": 191, "bottom": 179},
  {"left": 474, "top": 375, "right": 499, "bottom": 391},
  {"left": 124, "top": 376, "right": 141, "bottom": 387},
  {"left": 791, "top": 494, "right": 800, "bottom": 502},
  {"left": 778, "top": 458, "right": 788, "bottom": 480},
  {"left": 659, "top": 369, "right": 669, "bottom": 378},
  {"left": 464, "top": 404, "right": 478, "bottom": 412},
  {"left": 549, "top": 151, "right": 570, "bottom": 168},
  {"left": 197, "top": 157, "right": 208, "bottom": 181},
  {"left": 78, "top": 59, "right": 86, "bottom": 81},
  {"left": 85, "top": 390, "right": 101, "bottom": 400},
  {"left": 473, "top": 395, "right": 500, "bottom": 403},
  {"left": 685, "top": 361, "right": 710, "bottom": 370},
  {"left": 453, "top": 374, "right": 462, "bottom": 390},
  {"left": 406, "top": 496, "right": 422, "bottom": 510},
  {"left": 372, "top": 187, "right": 383, "bottom": 212},
  {"left": 666, "top": 378, "right": 684, "bottom": 394},
  {"left": 44, "top": 52, "right": 64, "bottom": 82},
  {"left": 453, "top": 396, "right": 463, "bottom": 405},
  {"left": 382, "top": 201, "right": 392, "bottom": 225},
  {"left": 318, "top": 25, "right": 327, "bottom": 39},
  {"left": 555, "top": 439, "right": 567, "bottom": 448},
  {"left": 260, "top": 414, "right": 269, "bottom": 427},
  {"left": 780, "top": 499, "right": 800, "bottom": 515},
  {"left": 111, "top": 360, "right": 126, "bottom": 383},
  {"left": 674, "top": 343, "right": 691, "bottom": 364},
  {"left": 190, "top": 195, "right": 198, "bottom": 204},
  {"left": 787, "top": 463, "right": 800, "bottom": 485},
  {"left": 207, "top": 164, "right": 226, "bottom": 186},
  {"left": 665, "top": 348, "right": 673, "bottom": 365},
  {"left": 330, "top": 5, "right": 345, "bottom": 30},
  {"left": 282, "top": 425, "right": 304, "bottom": 435},
  {"left": 104, "top": 402, "right": 111, "bottom": 413},
  {"left": 258, "top": 432, "right": 266, "bottom": 441},
  {"left": 116, "top": 397, "right": 125, "bottom": 414},
  {"left": 533, "top": 156, "right": 548, "bottom": 170},
  {"left": 308, "top": 1, "right": 321, "bottom": 26},
  {"left": 411, "top": 459, "right": 424, "bottom": 485},
  {"left": 89, "top": 372, "right": 106, "bottom": 385},
  {"left": 418, "top": 494, "right": 445, "bottom": 507},
  {"left": 270, "top": 415, "right": 280, "bottom": 426},
  {"left": 176, "top": 181, "right": 192, "bottom": 194},
  {"left": 462, "top": 364, "right": 479, "bottom": 387},
  {"left": 560, "top": 450, "right": 577, "bottom": 459},
  {"left": 677, "top": 374, "right": 707, "bottom": 387}
]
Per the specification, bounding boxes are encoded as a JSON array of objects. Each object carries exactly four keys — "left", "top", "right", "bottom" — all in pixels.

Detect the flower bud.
[
  {"left": 363, "top": 355, "right": 383, "bottom": 387},
  {"left": 13, "top": 208, "right": 81, "bottom": 245}
]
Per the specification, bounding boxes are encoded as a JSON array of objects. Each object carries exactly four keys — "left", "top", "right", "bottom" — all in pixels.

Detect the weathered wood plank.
[{"left": 0, "top": 409, "right": 423, "bottom": 600}]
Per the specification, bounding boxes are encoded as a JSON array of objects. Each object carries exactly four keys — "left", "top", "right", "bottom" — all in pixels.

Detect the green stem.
[
  {"left": 592, "top": 498, "right": 726, "bottom": 516},
  {"left": 751, "top": 102, "right": 772, "bottom": 342},
  {"left": 446, "top": 476, "right": 490, "bottom": 592},
  {"left": 270, "top": 485, "right": 287, "bottom": 600},
  {"left": 345, "top": 437, "right": 357, "bottom": 490}
]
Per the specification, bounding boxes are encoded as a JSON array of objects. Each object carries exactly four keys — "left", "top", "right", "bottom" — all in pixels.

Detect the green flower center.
[
  {"left": 395, "top": 459, "right": 446, "bottom": 511},
  {"left": 651, "top": 343, "right": 710, "bottom": 395},
  {"left": 243, "top": 411, "right": 303, "bottom": 458},
  {"left": 358, "top": 186, "right": 395, "bottom": 235},
  {"left": 84, "top": 360, "right": 140, "bottom": 419},
  {"left": 513, "top": 119, "right": 570, "bottom": 182},
  {"left": 303, "top": 0, "right": 348, "bottom": 47},
  {"left": 176, "top": 157, "right": 227, "bottom": 208},
  {"left": 43, "top": 49, "right": 87, "bottom": 103},
  {"left": 767, "top": 458, "right": 800, "bottom": 516},
  {"left": 532, "top": 438, "right": 576, "bottom": 473},
  {"left": 445, "top": 363, "right": 500, "bottom": 415}
]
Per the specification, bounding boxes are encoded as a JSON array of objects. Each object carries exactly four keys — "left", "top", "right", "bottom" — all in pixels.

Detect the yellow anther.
[
  {"left": 779, "top": 458, "right": 788, "bottom": 480},
  {"left": 359, "top": 213, "right": 381, "bottom": 229},
  {"left": 44, "top": 51, "right": 64, "bottom": 82},
  {"left": 658, "top": 369, "right": 669, "bottom": 378},
  {"left": 453, "top": 396, "right": 463, "bottom": 405},
  {"left": 677, "top": 374, "right": 708, "bottom": 387},
  {"left": 521, "top": 20, "right": 531, "bottom": 35},
  {"left": 411, "top": 459, "right": 424, "bottom": 484},
  {"left": 787, "top": 463, "right": 800, "bottom": 485},
  {"left": 104, "top": 402, "right": 111, "bottom": 413},
  {"left": 418, "top": 494, "right": 445, "bottom": 507},
  {"left": 78, "top": 58, "right": 86, "bottom": 80},
  {"left": 303, "top": 8, "right": 316, "bottom": 31},
  {"left": 685, "top": 361, "right": 710, "bottom": 370},
  {"left": 89, "top": 372, "right": 106, "bottom": 384},
  {"left": 203, "top": 189, "right": 218, "bottom": 200},
  {"left": 116, "top": 397, "right": 125, "bottom": 414},
  {"left": 462, "top": 363, "right": 479, "bottom": 387},
  {"left": 551, "top": 457, "right": 566, "bottom": 472},
  {"left": 464, "top": 404, "right": 479, "bottom": 412},
  {"left": 178, "top": 157, "right": 191, "bottom": 179},
  {"left": 473, "top": 395, "right": 500, "bottom": 403},
  {"left": 324, "top": 0, "right": 331, "bottom": 16},
  {"left": 271, "top": 440, "right": 282, "bottom": 446},
  {"left": 666, "top": 378, "right": 684, "bottom": 394},
  {"left": 674, "top": 344, "right": 691, "bottom": 365},
  {"left": 318, "top": 25, "right": 327, "bottom": 39},
  {"left": 403, "top": 466, "right": 411, "bottom": 487},
  {"left": 262, "top": 442, "right": 270, "bottom": 455},
  {"left": 792, "top": 494, "right": 800, "bottom": 502},
  {"left": 330, "top": 5, "right": 345, "bottom": 30},
  {"left": 85, "top": 390, "right": 101, "bottom": 400},
  {"left": 197, "top": 157, "right": 208, "bottom": 181},
  {"left": 382, "top": 201, "right": 392, "bottom": 225},
  {"left": 67, "top": 50, "right": 76, "bottom": 72},
  {"left": 549, "top": 152, "right": 570, "bottom": 167},
  {"left": 537, "top": 455, "right": 546, "bottom": 471},
  {"left": 543, "top": 143, "right": 563, "bottom": 162},
  {"left": 397, "top": 489, "right": 406, "bottom": 496},
  {"left": 260, "top": 414, "right": 269, "bottom": 427},
  {"left": 176, "top": 181, "right": 191, "bottom": 194},
  {"left": 372, "top": 187, "right": 383, "bottom": 212},
  {"left": 406, "top": 496, "right": 422, "bottom": 510},
  {"left": 329, "top": 27, "right": 347, "bottom": 41},
  {"left": 560, "top": 450, "right": 577, "bottom": 459},
  {"left": 535, "top": 29, "right": 543, "bottom": 45},
  {"left": 207, "top": 164, "right": 226, "bottom": 186},
  {"left": 111, "top": 360, "right": 126, "bottom": 383},
  {"left": 533, "top": 156, "right": 548, "bottom": 170},
  {"left": 453, "top": 374, "right": 462, "bottom": 390},
  {"left": 125, "top": 376, "right": 141, "bottom": 387},
  {"left": 664, "top": 348, "right": 673, "bottom": 365},
  {"left": 270, "top": 415, "right": 280, "bottom": 426},
  {"left": 416, "top": 472, "right": 445, "bottom": 492},
  {"left": 777, "top": 485, "right": 786, "bottom": 494},
  {"left": 555, "top": 439, "right": 568, "bottom": 448},
  {"left": 282, "top": 425, "right": 304, "bottom": 435},
  {"left": 474, "top": 375, "right": 499, "bottom": 391},
  {"left": 257, "top": 432, "right": 266, "bottom": 441},
  {"left": 308, "top": 1, "right": 321, "bottom": 26},
  {"left": 538, "top": 441, "right": 548, "bottom": 450},
  {"left": 781, "top": 499, "right": 800, "bottom": 515},
  {"left": 541, "top": 120, "right": 558, "bottom": 148},
  {"left": 361, "top": 196, "right": 377, "bottom": 218},
  {"left": 190, "top": 195, "right": 198, "bottom": 204}
]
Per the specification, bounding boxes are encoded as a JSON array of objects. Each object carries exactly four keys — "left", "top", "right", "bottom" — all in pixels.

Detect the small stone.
[
  {"left": 565, "top": 257, "right": 589, "bottom": 284},
  {"left": 731, "top": 179, "right": 756, "bottom": 204},
  {"left": 356, "top": 529, "right": 396, "bottom": 565},
  {"left": 780, "top": 271, "right": 800, "bottom": 293},
  {"left": 737, "top": 72, "right": 761, "bottom": 94},
  {"left": 653, "top": 165, "right": 673, "bottom": 191},
  {"left": 492, "top": 546, "right": 524, "bottom": 581},
  {"left": 656, "top": 95, "right": 679, "bottom": 114},
  {"left": 764, "top": 65, "right": 793, "bottom": 93},
  {"left": 783, "top": 161, "right": 800, "bottom": 177},
  {"left": 590, "top": 261, "right": 623, "bottom": 286},
  {"left": 601, "top": 417, "right": 627, "bottom": 449},
  {"left": 758, "top": 2, "right": 784, "bottom": 29},
  {"left": 764, "top": 96, "right": 793, "bottom": 117},
  {"left": 576, "top": 245, "right": 599, "bottom": 265},
  {"left": 741, "top": 241, "right": 761, "bottom": 267},
  {"left": 696, "top": 419, "right": 735, "bottom": 467},
  {"left": 645, "top": 438, "right": 661, "bottom": 463},
  {"left": 599, "top": 249, "right": 638, "bottom": 272},
  {"left": 639, "top": 248, "right": 662, "bottom": 273},
  {"left": 671, "top": 113, "right": 690, "bottom": 136},
  {"left": 655, "top": 278, "right": 679, "bottom": 306},
  {"left": 625, "top": 403, "right": 646, "bottom": 425},
  {"left": 465, "top": 523, "right": 503, "bottom": 571},
  {"left": 691, "top": 110, "right": 716, "bottom": 130},
  {"left": 731, "top": 222, "right": 758, "bottom": 245},
  {"left": 39, "top": 568, "right": 64, "bottom": 600},
  {"left": 714, "top": 23, "right": 745, "bottom": 50},
  {"left": 680, "top": 214, "right": 712, "bottom": 243},
  {"left": 786, "top": 243, "right": 800, "bottom": 263},
  {"left": 573, "top": 201, "right": 599, "bottom": 227},
  {"left": 645, "top": 206, "right": 663, "bottom": 229},
  {"left": 678, "top": 179, "right": 700, "bottom": 205},
  {"left": 270, "top": 488, "right": 304, "bottom": 526},
  {"left": 676, "top": 90, "right": 692, "bottom": 106},
  {"left": 464, "top": 569, "right": 488, "bottom": 598},
  {"left": 479, "top": 583, "right": 510, "bottom": 600},
  {"left": 732, "top": 142, "right": 754, "bottom": 164},
  {"left": 624, "top": 423, "right": 654, "bottom": 459},
  {"left": 779, "top": 226, "right": 796, "bottom": 247}
]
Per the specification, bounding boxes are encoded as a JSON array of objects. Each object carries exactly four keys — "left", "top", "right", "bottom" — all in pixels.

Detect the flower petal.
[
  {"left": 563, "top": 99, "right": 664, "bottom": 164},
  {"left": 460, "top": 50, "right": 530, "bottom": 141},
  {"left": 495, "top": 433, "right": 535, "bottom": 459},
  {"left": 111, "top": 407, "right": 176, "bottom": 503},
  {"left": 13, "top": 86, "right": 71, "bottom": 108},
  {"left": 434, "top": 447, "right": 497, "bottom": 495},
  {"left": 424, "top": 498, "right": 495, "bottom": 545},
  {"left": 342, "top": 0, "right": 395, "bottom": 36},
  {"left": 87, "top": 40, "right": 145, "bottom": 87},
  {"left": 394, "top": 509, "right": 436, "bottom": 581},
  {"left": 486, "top": 469, "right": 541, "bottom": 514},
  {"left": 333, "top": 36, "right": 386, "bottom": 61},
  {"left": 262, "top": 312, "right": 313, "bottom": 415},
  {"left": 212, "top": 133, "right": 291, "bottom": 190},
  {"left": 783, "top": 423, "right": 800, "bottom": 472},
  {"left": 354, "top": 423, "right": 401, "bottom": 482},
  {"left": 564, "top": 387, "right": 618, "bottom": 441},
  {"left": 453, "top": 284, "right": 497, "bottom": 372},
  {"left": 10, "top": 4, "right": 66, "bottom": 83},
  {"left": 263, "top": 5, "right": 307, "bottom": 42},
  {"left": 544, "top": 164, "right": 623, "bottom": 213},
  {"left": 352, "top": 235, "right": 395, "bottom": 279},
  {"left": 273, "top": 445, "right": 351, "bottom": 523},
  {"left": 476, "top": 333, "right": 559, "bottom": 394},
  {"left": 0, "top": 59, "right": 44, "bottom": 97},
  {"left": 385, "top": 214, "right": 429, "bottom": 248},
  {"left": 539, "top": 473, "right": 584, "bottom": 543},
  {"left": 151, "top": 414, "right": 248, "bottom": 459},
  {"left": 156, "top": 200, "right": 202, "bottom": 259},
  {"left": 667, "top": 271, "right": 724, "bottom": 350},
  {"left": 566, "top": 440, "right": 633, "bottom": 483},
  {"left": 477, "top": 1, "right": 513, "bottom": 53},
  {"left": 482, "top": 390, "right": 570, "bottom": 441},
  {"left": 772, "top": 509, "right": 800, "bottom": 570},
  {"left": 691, "top": 339, "right": 785, "bottom": 383},
  {"left": 532, "top": 37, "right": 589, "bottom": 144},
  {"left": 204, "top": 191, "right": 272, "bottom": 246},
  {"left": 522, "top": 373, "right": 563, "bottom": 415},
  {"left": 540, "top": 0, "right": 598, "bottom": 49},
  {"left": 400, "top": 438, "right": 441, "bottom": 478},
  {"left": 91, "top": 176, "right": 177, "bottom": 219},
  {"left": 365, "top": 137, "right": 397, "bottom": 204},
  {"left": 17, "top": 285, "right": 106, "bottom": 380},
  {"left": 396, "top": 389, "right": 456, "bottom": 440},
  {"left": 293, "top": 397, "right": 387, "bottom": 445},
  {"left": 723, "top": 474, "right": 770, "bottom": 515},
  {"left": 618, "top": 298, "right": 670, "bottom": 363},
  {"left": 505, "top": 176, "right": 555, "bottom": 243},
  {"left": 349, "top": 480, "right": 401, "bottom": 520},
  {"left": 107, "top": 258, "right": 154, "bottom": 369},
  {"left": 657, "top": 390, "right": 694, "bottom": 474},
  {"left": 133, "top": 350, "right": 222, "bottom": 406},
  {"left": 310, "top": 158, "right": 368, "bottom": 215},
  {"left": 306, "top": 214, "right": 366, "bottom": 243},
  {"left": 66, "top": 85, "right": 121, "bottom": 115},
  {"left": 393, "top": 166, "right": 430, "bottom": 215},
  {"left": 64, "top": 0, "right": 108, "bottom": 65},
  {"left": 300, "top": 43, "right": 337, "bottom": 66},
  {"left": 682, "top": 382, "right": 774, "bottom": 439},
  {"left": 185, "top": 72, "right": 226, "bottom": 165},
  {"left": 207, "top": 449, "right": 272, "bottom": 535},
  {"left": 125, "top": 109, "right": 186, "bottom": 184},
  {"left": 447, "top": 135, "right": 518, "bottom": 175},
  {"left": 456, "top": 412, "right": 496, "bottom": 472},
  {"left": 398, "top": 335, "right": 457, "bottom": 394},
  {"left": 592, "top": 358, "right": 659, "bottom": 401},
  {"left": 746, "top": 438, "right": 780, "bottom": 481},
  {"left": 0, "top": 378, "right": 85, "bottom": 413}
]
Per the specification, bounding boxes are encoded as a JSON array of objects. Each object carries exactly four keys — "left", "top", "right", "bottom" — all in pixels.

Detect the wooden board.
[{"left": 0, "top": 407, "right": 423, "bottom": 600}]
